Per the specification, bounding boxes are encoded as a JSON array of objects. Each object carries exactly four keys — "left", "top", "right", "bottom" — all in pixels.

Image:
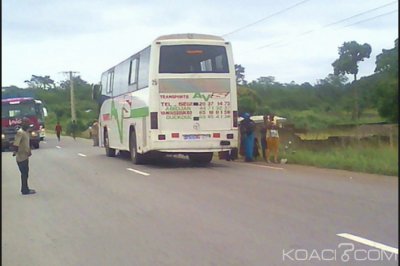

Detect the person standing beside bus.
[
  {"left": 240, "top": 113, "right": 256, "bottom": 162},
  {"left": 266, "top": 114, "right": 280, "bottom": 163},
  {"left": 55, "top": 121, "right": 62, "bottom": 142},
  {"left": 12, "top": 117, "right": 36, "bottom": 195},
  {"left": 91, "top": 119, "right": 99, "bottom": 146},
  {"left": 260, "top": 115, "right": 268, "bottom": 161}
]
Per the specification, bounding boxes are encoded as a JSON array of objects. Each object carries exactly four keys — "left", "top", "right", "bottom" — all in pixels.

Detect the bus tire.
[
  {"left": 104, "top": 130, "right": 116, "bottom": 157},
  {"left": 188, "top": 152, "right": 213, "bottom": 164},
  {"left": 130, "top": 130, "right": 145, "bottom": 164}
]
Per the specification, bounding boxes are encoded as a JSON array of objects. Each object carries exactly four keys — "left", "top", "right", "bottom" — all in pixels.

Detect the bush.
[{"left": 66, "top": 120, "right": 86, "bottom": 135}]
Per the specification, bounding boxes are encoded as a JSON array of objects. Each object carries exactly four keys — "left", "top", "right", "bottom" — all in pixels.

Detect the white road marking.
[
  {"left": 78, "top": 153, "right": 87, "bottom": 157},
  {"left": 56, "top": 146, "right": 61, "bottom": 149},
  {"left": 42, "top": 141, "right": 47, "bottom": 144},
  {"left": 253, "top": 164, "right": 285, "bottom": 170},
  {"left": 127, "top": 168, "right": 150, "bottom": 176},
  {"left": 337, "top": 233, "right": 398, "bottom": 254},
  {"left": 235, "top": 161, "right": 284, "bottom": 170}
]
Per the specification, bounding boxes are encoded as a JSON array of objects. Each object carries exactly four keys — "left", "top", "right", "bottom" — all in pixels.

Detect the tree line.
[{"left": 3, "top": 76, "right": 98, "bottom": 135}]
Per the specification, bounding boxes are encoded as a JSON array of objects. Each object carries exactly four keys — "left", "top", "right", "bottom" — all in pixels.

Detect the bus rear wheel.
[
  {"left": 130, "top": 130, "right": 145, "bottom": 164},
  {"left": 104, "top": 130, "right": 116, "bottom": 157},
  {"left": 188, "top": 152, "right": 213, "bottom": 164}
]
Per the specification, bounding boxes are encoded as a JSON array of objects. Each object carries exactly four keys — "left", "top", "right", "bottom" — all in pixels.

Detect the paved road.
[{"left": 2, "top": 135, "right": 398, "bottom": 266}]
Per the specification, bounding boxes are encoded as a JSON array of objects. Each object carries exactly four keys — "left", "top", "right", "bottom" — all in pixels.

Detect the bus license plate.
[{"left": 183, "top": 134, "right": 211, "bottom": 140}]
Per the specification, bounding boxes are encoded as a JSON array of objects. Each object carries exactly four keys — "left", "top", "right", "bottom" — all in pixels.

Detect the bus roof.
[
  {"left": 155, "top": 33, "right": 224, "bottom": 41},
  {"left": 1, "top": 97, "right": 34, "bottom": 104}
]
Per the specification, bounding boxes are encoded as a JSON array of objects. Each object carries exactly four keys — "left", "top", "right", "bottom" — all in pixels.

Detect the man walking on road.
[
  {"left": 12, "top": 117, "right": 36, "bottom": 195},
  {"left": 55, "top": 121, "right": 62, "bottom": 141}
]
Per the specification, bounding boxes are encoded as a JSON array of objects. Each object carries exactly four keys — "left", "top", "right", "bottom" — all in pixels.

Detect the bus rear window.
[{"left": 159, "top": 45, "right": 229, "bottom": 74}]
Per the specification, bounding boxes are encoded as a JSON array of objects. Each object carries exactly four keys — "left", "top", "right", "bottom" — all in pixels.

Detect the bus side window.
[
  {"left": 138, "top": 47, "right": 150, "bottom": 89},
  {"left": 100, "top": 74, "right": 108, "bottom": 96},
  {"left": 129, "top": 58, "right": 138, "bottom": 91},
  {"left": 107, "top": 71, "right": 114, "bottom": 95}
]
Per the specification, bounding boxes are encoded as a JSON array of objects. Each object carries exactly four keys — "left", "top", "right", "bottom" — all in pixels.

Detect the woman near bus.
[{"left": 266, "top": 114, "right": 280, "bottom": 163}]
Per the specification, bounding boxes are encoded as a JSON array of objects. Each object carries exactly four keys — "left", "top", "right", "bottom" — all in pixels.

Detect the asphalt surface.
[{"left": 2, "top": 134, "right": 398, "bottom": 266}]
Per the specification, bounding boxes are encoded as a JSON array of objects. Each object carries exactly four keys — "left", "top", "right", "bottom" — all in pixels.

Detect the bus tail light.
[
  {"left": 233, "top": 111, "right": 238, "bottom": 127},
  {"left": 171, "top": 133, "right": 179, "bottom": 138},
  {"left": 227, "top": 134, "right": 234, "bottom": 139},
  {"left": 158, "top": 134, "right": 166, "bottom": 140},
  {"left": 151, "top": 112, "right": 158, "bottom": 129},
  {"left": 213, "top": 133, "right": 220, "bottom": 138}
]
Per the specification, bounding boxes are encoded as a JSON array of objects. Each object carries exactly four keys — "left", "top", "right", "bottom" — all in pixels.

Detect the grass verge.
[{"left": 284, "top": 144, "right": 398, "bottom": 176}]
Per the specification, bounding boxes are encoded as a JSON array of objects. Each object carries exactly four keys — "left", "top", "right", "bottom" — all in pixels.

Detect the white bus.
[{"left": 97, "top": 33, "right": 238, "bottom": 164}]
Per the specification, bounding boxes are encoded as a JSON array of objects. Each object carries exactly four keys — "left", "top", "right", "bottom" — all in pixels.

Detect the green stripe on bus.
[{"left": 131, "top": 107, "right": 149, "bottom": 118}]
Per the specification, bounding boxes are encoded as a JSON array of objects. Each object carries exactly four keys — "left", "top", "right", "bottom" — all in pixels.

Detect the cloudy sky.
[{"left": 2, "top": 0, "right": 398, "bottom": 88}]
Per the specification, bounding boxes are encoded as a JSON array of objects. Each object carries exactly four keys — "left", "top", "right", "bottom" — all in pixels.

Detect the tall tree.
[
  {"left": 332, "top": 41, "right": 372, "bottom": 120},
  {"left": 24, "top": 75, "right": 55, "bottom": 90},
  {"left": 332, "top": 41, "right": 372, "bottom": 81},
  {"left": 235, "top": 64, "right": 246, "bottom": 85}
]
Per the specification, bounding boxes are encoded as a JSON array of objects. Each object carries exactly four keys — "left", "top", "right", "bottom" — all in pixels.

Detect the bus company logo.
[
  {"left": 193, "top": 93, "right": 212, "bottom": 102},
  {"left": 9, "top": 118, "right": 22, "bottom": 126}
]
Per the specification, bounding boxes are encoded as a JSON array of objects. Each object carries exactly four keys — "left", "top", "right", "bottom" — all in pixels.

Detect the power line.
[
  {"left": 268, "top": 9, "right": 398, "bottom": 49},
  {"left": 343, "top": 9, "right": 398, "bottom": 28},
  {"left": 255, "top": 1, "right": 397, "bottom": 50},
  {"left": 222, "top": 0, "right": 312, "bottom": 37},
  {"left": 270, "top": 9, "right": 398, "bottom": 49},
  {"left": 317, "top": 0, "right": 396, "bottom": 29}
]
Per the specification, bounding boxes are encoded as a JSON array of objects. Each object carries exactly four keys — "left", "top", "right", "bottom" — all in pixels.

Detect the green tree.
[
  {"left": 54, "top": 108, "right": 66, "bottom": 120},
  {"left": 237, "top": 85, "right": 260, "bottom": 114},
  {"left": 332, "top": 41, "right": 372, "bottom": 120},
  {"left": 374, "top": 39, "right": 398, "bottom": 122},
  {"left": 257, "top": 76, "right": 276, "bottom": 85},
  {"left": 235, "top": 64, "right": 246, "bottom": 85},
  {"left": 24, "top": 75, "right": 55, "bottom": 90},
  {"left": 375, "top": 38, "right": 398, "bottom": 75}
]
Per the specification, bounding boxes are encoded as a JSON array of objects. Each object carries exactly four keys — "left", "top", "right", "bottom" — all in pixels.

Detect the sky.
[{"left": 2, "top": 0, "right": 398, "bottom": 88}]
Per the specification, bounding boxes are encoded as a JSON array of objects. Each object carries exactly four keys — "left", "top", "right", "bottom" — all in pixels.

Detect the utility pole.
[{"left": 61, "top": 71, "right": 79, "bottom": 122}]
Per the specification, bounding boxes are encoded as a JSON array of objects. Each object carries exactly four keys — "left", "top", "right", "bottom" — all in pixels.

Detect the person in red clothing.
[{"left": 55, "top": 121, "right": 62, "bottom": 142}]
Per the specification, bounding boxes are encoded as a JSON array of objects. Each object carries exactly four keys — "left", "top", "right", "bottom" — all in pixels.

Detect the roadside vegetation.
[
  {"left": 2, "top": 39, "right": 398, "bottom": 175},
  {"left": 282, "top": 144, "right": 398, "bottom": 176}
]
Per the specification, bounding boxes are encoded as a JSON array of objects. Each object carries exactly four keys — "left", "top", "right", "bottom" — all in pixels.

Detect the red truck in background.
[{"left": 2, "top": 97, "right": 48, "bottom": 151}]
